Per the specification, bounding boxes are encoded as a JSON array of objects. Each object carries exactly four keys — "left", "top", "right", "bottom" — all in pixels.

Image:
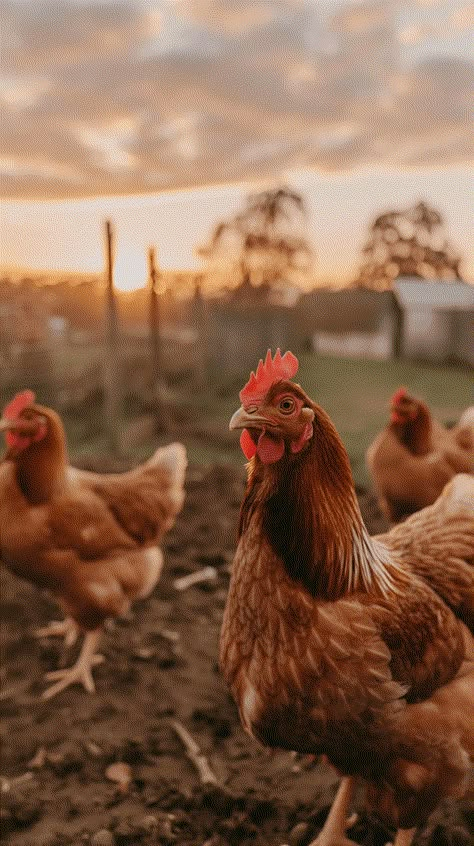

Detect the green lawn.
[{"left": 98, "top": 354, "right": 472, "bottom": 486}]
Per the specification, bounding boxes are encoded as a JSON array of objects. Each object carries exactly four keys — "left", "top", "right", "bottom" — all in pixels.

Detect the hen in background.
[
  {"left": 366, "top": 387, "right": 473, "bottom": 523},
  {"left": 0, "top": 390, "right": 186, "bottom": 699},
  {"left": 221, "top": 350, "right": 473, "bottom": 846}
]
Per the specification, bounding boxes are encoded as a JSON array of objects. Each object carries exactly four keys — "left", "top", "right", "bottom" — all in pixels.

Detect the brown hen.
[
  {"left": 366, "top": 387, "right": 473, "bottom": 523},
  {"left": 220, "top": 350, "right": 473, "bottom": 846},
  {"left": 0, "top": 390, "right": 186, "bottom": 699}
]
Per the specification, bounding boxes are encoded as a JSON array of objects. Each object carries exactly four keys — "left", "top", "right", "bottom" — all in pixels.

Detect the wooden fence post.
[
  {"left": 390, "top": 291, "right": 404, "bottom": 359},
  {"left": 193, "top": 274, "right": 210, "bottom": 389},
  {"left": 148, "top": 247, "right": 168, "bottom": 431},
  {"left": 103, "top": 220, "right": 121, "bottom": 454}
]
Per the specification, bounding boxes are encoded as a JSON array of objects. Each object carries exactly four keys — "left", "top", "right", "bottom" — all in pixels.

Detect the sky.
[{"left": 1, "top": 0, "right": 473, "bottom": 288}]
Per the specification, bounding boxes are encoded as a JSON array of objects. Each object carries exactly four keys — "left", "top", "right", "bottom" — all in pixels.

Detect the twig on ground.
[
  {"left": 171, "top": 720, "right": 218, "bottom": 785},
  {"left": 173, "top": 566, "right": 217, "bottom": 591},
  {"left": 158, "top": 629, "right": 180, "bottom": 643}
]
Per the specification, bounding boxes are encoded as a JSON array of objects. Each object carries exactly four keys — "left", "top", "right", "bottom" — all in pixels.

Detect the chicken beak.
[
  {"left": 0, "top": 417, "right": 44, "bottom": 434},
  {"left": 229, "top": 406, "right": 273, "bottom": 431},
  {"left": 0, "top": 418, "right": 17, "bottom": 432}
]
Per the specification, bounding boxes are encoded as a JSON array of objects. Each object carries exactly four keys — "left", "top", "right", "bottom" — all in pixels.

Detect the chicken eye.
[{"left": 279, "top": 397, "right": 295, "bottom": 414}]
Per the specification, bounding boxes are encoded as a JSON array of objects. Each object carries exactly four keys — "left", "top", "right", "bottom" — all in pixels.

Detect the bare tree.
[
  {"left": 198, "top": 187, "right": 314, "bottom": 295},
  {"left": 355, "top": 200, "right": 463, "bottom": 289}
]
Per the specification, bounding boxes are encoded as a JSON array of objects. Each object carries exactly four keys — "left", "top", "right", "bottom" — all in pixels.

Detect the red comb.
[
  {"left": 391, "top": 387, "right": 407, "bottom": 405},
  {"left": 240, "top": 349, "right": 299, "bottom": 406},
  {"left": 3, "top": 390, "right": 36, "bottom": 420}
]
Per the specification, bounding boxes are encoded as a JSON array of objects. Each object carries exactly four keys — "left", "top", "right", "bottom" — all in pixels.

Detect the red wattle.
[
  {"left": 240, "top": 429, "right": 257, "bottom": 459},
  {"left": 257, "top": 431, "right": 285, "bottom": 464}
]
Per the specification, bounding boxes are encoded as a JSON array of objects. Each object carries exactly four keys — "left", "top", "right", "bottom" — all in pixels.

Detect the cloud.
[
  {"left": 0, "top": 0, "right": 472, "bottom": 198},
  {"left": 450, "top": 4, "right": 474, "bottom": 28},
  {"left": 176, "top": 0, "right": 278, "bottom": 33},
  {"left": 331, "top": 1, "right": 395, "bottom": 34},
  {"left": 1, "top": 1, "right": 159, "bottom": 73}
]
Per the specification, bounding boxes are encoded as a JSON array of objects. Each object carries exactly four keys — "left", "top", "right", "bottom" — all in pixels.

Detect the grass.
[
  {"left": 2, "top": 353, "right": 472, "bottom": 486},
  {"left": 107, "top": 354, "right": 471, "bottom": 486}
]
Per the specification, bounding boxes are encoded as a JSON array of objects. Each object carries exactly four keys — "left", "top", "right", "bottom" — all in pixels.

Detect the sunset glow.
[
  {"left": 113, "top": 246, "right": 148, "bottom": 293},
  {"left": 1, "top": 0, "right": 472, "bottom": 287},
  {"left": 1, "top": 168, "right": 473, "bottom": 288}
]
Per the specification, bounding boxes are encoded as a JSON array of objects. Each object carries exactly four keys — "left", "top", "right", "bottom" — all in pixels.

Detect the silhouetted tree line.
[{"left": 355, "top": 200, "right": 463, "bottom": 289}]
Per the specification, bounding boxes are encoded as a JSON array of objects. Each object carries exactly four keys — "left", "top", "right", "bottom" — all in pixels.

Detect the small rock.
[
  {"left": 91, "top": 830, "right": 115, "bottom": 846},
  {"left": 105, "top": 762, "right": 132, "bottom": 793},
  {"left": 288, "top": 821, "right": 311, "bottom": 846}
]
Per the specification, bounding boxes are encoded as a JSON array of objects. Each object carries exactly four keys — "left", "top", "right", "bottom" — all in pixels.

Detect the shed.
[
  {"left": 296, "top": 289, "right": 395, "bottom": 359},
  {"left": 393, "top": 277, "right": 474, "bottom": 366}
]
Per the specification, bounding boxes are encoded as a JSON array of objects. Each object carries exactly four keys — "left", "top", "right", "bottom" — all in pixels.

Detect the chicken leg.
[
  {"left": 308, "top": 776, "right": 357, "bottom": 846},
  {"left": 42, "top": 630, "right": 103, "bottom": 699},
  {"left": 386, "top": 828, "right": 416, "bottom": 846},
  {"left": 35, "top": 617, "right": 79, "bottom": 647}
]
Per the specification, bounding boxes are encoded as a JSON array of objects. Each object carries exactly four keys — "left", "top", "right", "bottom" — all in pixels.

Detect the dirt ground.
[{"left": 1, "top": 463, "right": 472, "bottom": 846}]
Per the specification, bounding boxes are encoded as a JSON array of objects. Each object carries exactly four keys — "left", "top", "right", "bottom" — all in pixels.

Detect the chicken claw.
[
  {"left": 42, "top": 630, "right": 103, "bottom": 699},
  {"left": 308, "top": 777, "right": 358, "bottom": 846},
  {"left": 35, "top": 617, "right": 79, "bottom": 648}
]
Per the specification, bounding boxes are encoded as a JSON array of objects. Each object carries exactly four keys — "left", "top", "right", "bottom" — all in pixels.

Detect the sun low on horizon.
[{"left": 113, "top": 246, "right": 149, "bottom": 293}]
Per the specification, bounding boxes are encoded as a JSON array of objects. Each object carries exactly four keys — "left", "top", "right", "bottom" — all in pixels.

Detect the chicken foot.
[
  {"left": 386, "top": 828, "right": 416, "bottom": 846},
  {"left": 308, "top": 776, "right": 358, "bottom": 846},
  {"left": 35, "top": 617, "right": 79, "bottom": 648},
  {"left": 42, "top": 630, "right": 103, "bottom": 699}
]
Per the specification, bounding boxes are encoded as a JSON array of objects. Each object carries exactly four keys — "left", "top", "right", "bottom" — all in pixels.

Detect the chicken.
[
  {"left": 0, "top": 390, "right": 187, "bottom": 699},
  {"left": 220, "top": 350, "right": 474, "bottom": 846},
  {"left": 366, "top": 387, "right": 473, "bottom": 523}
]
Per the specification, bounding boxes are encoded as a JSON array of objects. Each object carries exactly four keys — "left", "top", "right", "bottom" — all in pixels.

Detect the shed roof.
[{"left": 394, "top": 278, "right": 474, "bottom": 311}]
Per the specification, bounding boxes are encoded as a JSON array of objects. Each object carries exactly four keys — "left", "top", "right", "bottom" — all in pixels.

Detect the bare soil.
[{"left": 1, "top": 464, "right": 472, "bottom": 846}]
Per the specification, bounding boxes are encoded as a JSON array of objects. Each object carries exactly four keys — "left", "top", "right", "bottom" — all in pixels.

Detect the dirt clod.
[{"left": 91, "top": 831, "right": 115, "bottom": 846}]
